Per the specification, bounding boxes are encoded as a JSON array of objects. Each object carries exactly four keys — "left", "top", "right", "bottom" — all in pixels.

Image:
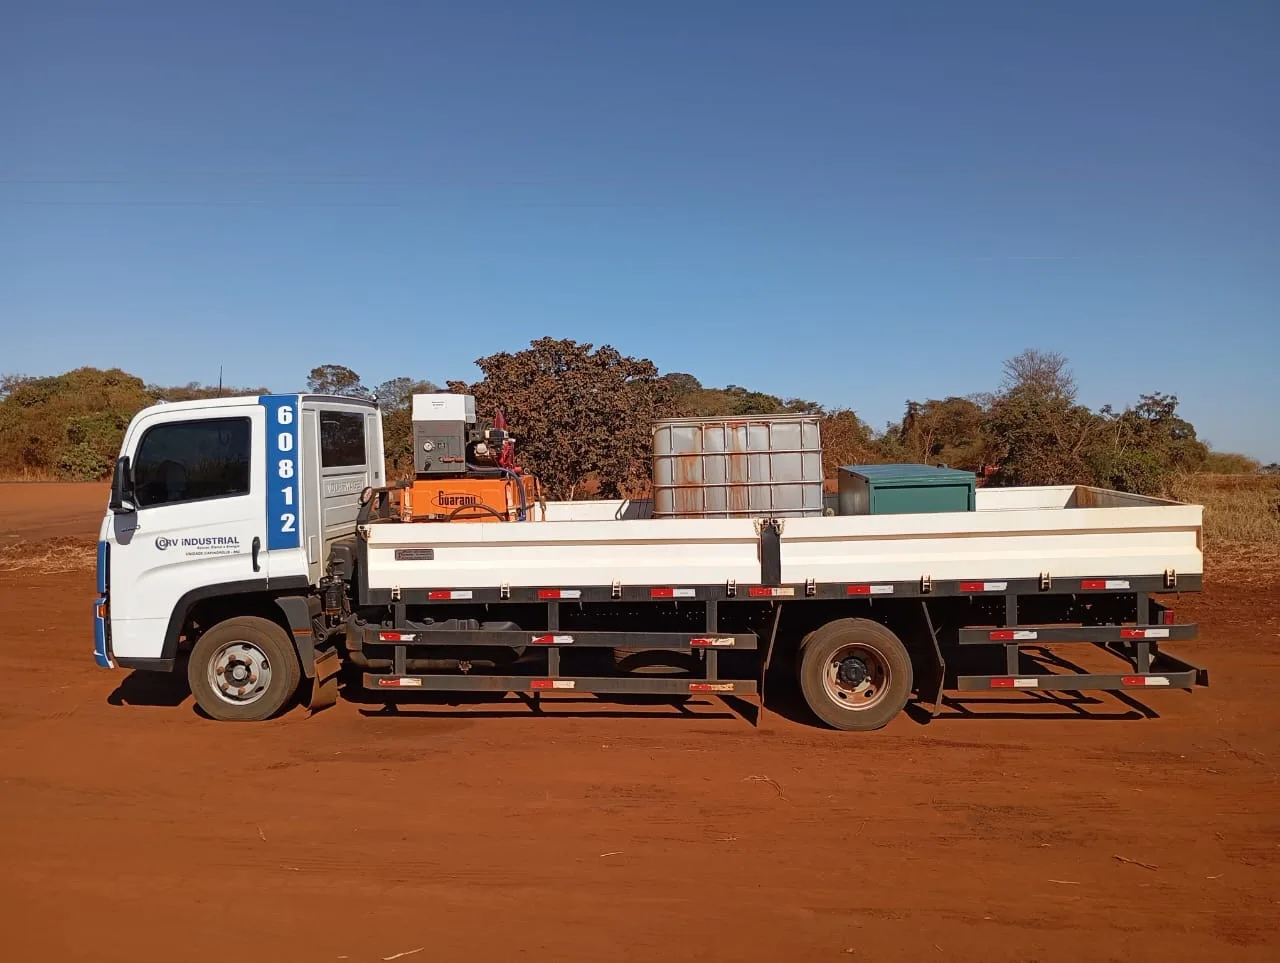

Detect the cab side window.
[
  {"left": 134, "top": 418, "right": 251, "bottom": 508},
  {"left": 320, "top": 411, "right": 366, "bottom": 468}
]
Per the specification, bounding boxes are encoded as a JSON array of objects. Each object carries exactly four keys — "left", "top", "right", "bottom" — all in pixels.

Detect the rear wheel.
[
  {"left": 797, "top": 618, "right": 912, "bottom": 731},
  {"left": 188, "top": 616, "right": 301, "bottom": 722}
]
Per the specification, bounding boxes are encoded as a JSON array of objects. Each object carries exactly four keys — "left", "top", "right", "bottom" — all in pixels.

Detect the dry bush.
[
  {"left": 0, "top": 537, "right": 97, "bottom": 574},
  {"left": 1203, "top": 451, "right": 1261, "bottom": 475}
]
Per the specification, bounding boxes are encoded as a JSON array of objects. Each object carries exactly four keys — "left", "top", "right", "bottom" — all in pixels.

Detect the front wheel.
[
  {"left": 797, "top": 618, "right": 913, "bottom": 731},
  {"left": 188, "top": 616, "right": 301, "bottom": 721}
]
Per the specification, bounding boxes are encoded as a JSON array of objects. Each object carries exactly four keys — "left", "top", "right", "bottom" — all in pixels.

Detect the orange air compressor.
[{"left": 400, "top": 394, "right": 542, "bottom": 523}]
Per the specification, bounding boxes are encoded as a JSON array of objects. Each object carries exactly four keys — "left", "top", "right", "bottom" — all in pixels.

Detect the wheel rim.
[
  {"left": 822, "top": 643, "right": 890, "bottom": 712},
  {"left": 208, "top": 640, "right": 273, "bottom": 706}
]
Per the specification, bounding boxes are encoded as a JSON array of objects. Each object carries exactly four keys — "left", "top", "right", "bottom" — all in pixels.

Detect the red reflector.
[
  {"left": 1162, "top": 609, "right": 1175, "bottom": 625},
  {"left": 380, "top": 632, "right": 402, "bottom": 642},
  {"left": 990, "top": 630, "right": 1015, "bottom": 641},
  {"left": 960, "top": 582, "right": 983, "bottom": 592},
  {"left": 748, "top": 587, "right": 772, "bottom": 597},
  {"left": 428, "top": 591, "right": 451, "bottom": 600},
  {"left": 531, "top": 679, "right": 554, "bottom": 689},
  {"left": 847, "top": 585, "right": 871, "bottom": 595},
  {"left": 1081, "top": 580, "right": 1106, "bottom": 590},
  {"left": 538, "top": 590, "right": 558, "bottom": 599},
  {"left": 1120, "top": 629, "right": 1142, "bottom": 639},
  {"left": 650, "top": 588, "right": 674, "bottom": 598},
  {"left": 991, "top": 678, "right": 1016, "bottom": 688},
  {"left": 529, "top": 634, "right": 574, "bottom": 645},
  {"left": 689, "top": 682, "right": 735, "bottom": 692},
  {"left": 1122, "top": 676, "right": 1143, "bottom": 686}
]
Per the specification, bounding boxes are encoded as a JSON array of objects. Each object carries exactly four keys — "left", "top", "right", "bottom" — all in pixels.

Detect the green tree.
[
  {"left": 374, "top": 377, "right": 439, "bottom": 411},
  {"left": 819, "top": 409, "right": 878, "bottom": 476},
  {"left": 660, "top": 372, "right": 702, "bottom": 398},
  {"left": 450, "top": 338, "right": 672, "bottom": 499},
  {"left": 984, "top": 350, "right": 1101, "bottom": 486},
  {"left": 375, "top": 377, "right": 441, "bottom": 478},
  {"left": 148, "top": 381, "right": 269, "bottom": 402},
  {"left": 0, "top": 367, "right": 154, "bottom": 478},
  {"left": 894, "top": 396, "right": 990, "bottom": 471},
  {"left": 674, "top": 383, "right": 821, "bottom": 417},
  {"left": 307, "top": 364, "right": 368, "bottom": 397},
  {"left": 1088, "top": 393, "right": 1208, "bottom": 494}
]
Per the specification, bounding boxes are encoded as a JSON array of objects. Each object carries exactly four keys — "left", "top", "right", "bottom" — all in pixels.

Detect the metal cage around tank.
[{"left": 651, "top": 414, "right": 824, "bottom": 519}]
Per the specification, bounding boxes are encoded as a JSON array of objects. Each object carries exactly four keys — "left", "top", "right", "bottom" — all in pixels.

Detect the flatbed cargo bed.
[{"left": 361, "top": 485, "right": 1202, "bottom": 594}]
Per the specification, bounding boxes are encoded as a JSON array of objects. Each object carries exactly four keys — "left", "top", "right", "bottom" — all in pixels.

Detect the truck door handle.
[{"left": 252, "top": 536, "right": 261, "bottom": 572}]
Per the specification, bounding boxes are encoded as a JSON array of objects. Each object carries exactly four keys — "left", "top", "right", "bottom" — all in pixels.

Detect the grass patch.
[
  {"left": 1165, "top": 473, "right": 1280, "bottom": 572},
  {"left": 1165, "top": 473, "right": 1280, "bottom": 543},
  {"left": 0, "top": 469, "right": 67, "bottom": 482},
  {"left": 0, "top": 537, "right": 97, "bottom": 575}
]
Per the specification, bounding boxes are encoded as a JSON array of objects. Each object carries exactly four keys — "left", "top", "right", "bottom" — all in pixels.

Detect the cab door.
[{"left": 107, "top": 404, "right": 267, "bottom": 662}]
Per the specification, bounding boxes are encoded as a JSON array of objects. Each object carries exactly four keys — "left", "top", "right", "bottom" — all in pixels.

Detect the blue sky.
[{"left": 2, "top": 0, "right": 1277, "bottom": 459}]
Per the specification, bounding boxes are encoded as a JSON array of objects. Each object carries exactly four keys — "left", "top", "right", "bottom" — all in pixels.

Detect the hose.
[{"left": 467, "top": 461, "right": 529, "bottom": 521}]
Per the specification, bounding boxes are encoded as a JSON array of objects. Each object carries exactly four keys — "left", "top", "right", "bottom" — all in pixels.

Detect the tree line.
[{"left": 1, "top": 340, "right": 1269, "bottom": 495}]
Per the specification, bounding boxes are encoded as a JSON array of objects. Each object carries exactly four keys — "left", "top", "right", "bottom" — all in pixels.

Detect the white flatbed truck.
[{"left": 93, "top": 393, "right": 1208, "bottom": 729}]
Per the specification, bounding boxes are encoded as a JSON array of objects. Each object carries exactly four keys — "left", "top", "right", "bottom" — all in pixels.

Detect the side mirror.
[{"left": 109, "top": 456, "right": 137, "bottom": 514}]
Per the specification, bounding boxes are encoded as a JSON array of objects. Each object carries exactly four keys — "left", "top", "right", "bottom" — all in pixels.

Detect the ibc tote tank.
[{"left": 651, "top": 414, "right": 824, "bottom": 519}]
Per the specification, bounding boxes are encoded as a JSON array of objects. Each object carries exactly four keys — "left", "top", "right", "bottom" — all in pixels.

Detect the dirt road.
[{"left": 1, "top": 485, "right": 1277, "bottom": 962}]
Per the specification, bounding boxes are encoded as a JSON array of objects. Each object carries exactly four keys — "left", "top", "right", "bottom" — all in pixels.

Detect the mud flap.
[{"left": 308, "top": 649, "right": 341, "bottom": 712}]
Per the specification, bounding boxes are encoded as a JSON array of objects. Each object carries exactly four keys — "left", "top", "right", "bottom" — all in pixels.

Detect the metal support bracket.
[{"left": 920, "top": 601, "right": 947, "bottom": 716}]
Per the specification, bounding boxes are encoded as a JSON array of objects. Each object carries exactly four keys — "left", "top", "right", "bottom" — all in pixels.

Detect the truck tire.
[
  {"left": 188, "top": 616, "right": 302, "bottom": 722},
  {"left": 797, "top": 618, "right": 912, "bottom": 731}
]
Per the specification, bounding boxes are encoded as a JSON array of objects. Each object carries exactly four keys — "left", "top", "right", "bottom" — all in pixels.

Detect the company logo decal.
[
  {"left": 155, "top": 535, "right": 242, "bottom": 557},
  {"left": 434, "top": 491, "right": 480, "bottom": 508}
]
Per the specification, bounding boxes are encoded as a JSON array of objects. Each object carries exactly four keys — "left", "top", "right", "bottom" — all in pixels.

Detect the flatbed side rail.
[{"left": 952, "top": 592, "right": 1207, "bottom": 693}]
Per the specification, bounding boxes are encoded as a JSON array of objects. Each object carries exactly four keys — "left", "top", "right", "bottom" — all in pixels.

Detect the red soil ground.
[{"left": 0, "top": 483, "right": 1276, "bottom": 962}]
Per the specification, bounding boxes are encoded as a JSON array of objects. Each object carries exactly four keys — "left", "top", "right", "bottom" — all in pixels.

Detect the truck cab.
[{"left": 94, "top": 394, "right": 382, "bottom": 695}]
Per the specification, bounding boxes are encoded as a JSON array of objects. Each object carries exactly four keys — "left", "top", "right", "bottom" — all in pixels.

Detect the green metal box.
[{"left": 837, "top": 464, "right": 976, "bottom": 516}]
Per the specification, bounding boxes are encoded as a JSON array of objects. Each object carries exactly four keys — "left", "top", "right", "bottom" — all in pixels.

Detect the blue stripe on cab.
[
  {"left": 258, "top": 395, "right": 303, "bottom": 552},
  {"left": 96, "top": 540, "right": 108, "bottom": 594}
]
